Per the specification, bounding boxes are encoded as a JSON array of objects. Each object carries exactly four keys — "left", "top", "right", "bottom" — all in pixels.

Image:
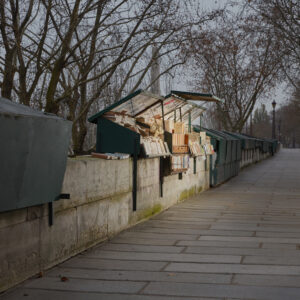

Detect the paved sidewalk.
[{"left": 2, "top": 149, "right": 300, "bottom": 300}]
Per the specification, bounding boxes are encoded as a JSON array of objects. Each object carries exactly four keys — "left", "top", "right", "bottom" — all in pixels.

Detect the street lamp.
[{"left": 272, "top": 100, "right": 276, "bottom": 139}]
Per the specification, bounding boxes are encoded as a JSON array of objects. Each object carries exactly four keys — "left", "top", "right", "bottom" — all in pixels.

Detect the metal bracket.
[
  {"left": 48, "top": 202, "right": 54, "bottom": 226},
  {"left": 55, "top": 193, "right": 70, "bottom": 201},
  {"left": 49, "top": 193, "right": 71, "bottom": 226}
]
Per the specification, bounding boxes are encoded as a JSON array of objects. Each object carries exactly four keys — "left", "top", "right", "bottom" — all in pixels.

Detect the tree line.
[
  {"left": 183, "top": 0, "right": 299, "bottom": 133},
  {"left": 0, "top": 0, "right": 223, "bottom": 153},
  {"left": 0, "top": 0, "right": 299, "bottom": 153}
]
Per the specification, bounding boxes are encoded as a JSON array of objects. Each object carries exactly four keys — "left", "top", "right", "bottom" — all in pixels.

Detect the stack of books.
[
  {"left": 141, "top": 137, "right": 170, "bottom": 157},
  {"left": 171, "top": 154, "right": 189, "bottom": 171}
]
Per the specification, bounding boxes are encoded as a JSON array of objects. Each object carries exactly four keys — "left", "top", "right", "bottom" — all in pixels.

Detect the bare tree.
[
  {"left": 183, "top": 13, "right": 283, "bottom": 132},
  {"left": 0, "top": 0, "right": 222, "bottom": 154},
  {"left": 252, "top": 104, "right": 271, "bottom": 138},
  {"left": 0, "top": 0, "right": 37, "bottom": 101},
  {"left": 277, "top": 84, "right": 300, "bottom": 147},
  {"left": 244, "top": 0, "right": 300, "bottom": 89}
]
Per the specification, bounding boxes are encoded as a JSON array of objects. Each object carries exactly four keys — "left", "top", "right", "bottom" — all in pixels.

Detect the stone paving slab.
[
  {"left": 2, "top": 289, "right": 218, "bottom": 300},
  {"left": 152, "top": 216, "right": 217, "bottom": 222},
  {"left": 243, "top": 255, "right": 300, "bottom": 265},
  {"left": 96, "top": 243, "right": 185, "bottom": 253},
  {"left": 109, "top": 237, "right": 177, "bottom": 246},
  {"left": 212, "top": 223, "right": 300, "bottom": 232},
  {"left": 142, "top": 282, "right": 300, "bottom": 299},
  {"left": 136, "top": 220, "right": 212, "bottom": 229},
  {"left": 23, "top": 277, "right": 146, "bottom": 294},
  {"left": 85, "top": 250, "right": 242, "bottom": 263},
  {"left": 2, "top": 149, "right": 300, "bottom": 300},
  {"left": 47, "top": 268, "right": 232, "bottom": 284},
  {"left": 165, "top": 262, "right": 300, "bottom": 275},
  {"left": 199, "top": 235, "right": 300, "bottom": 244},
  {"left": 184, "top": 246, "right": 300, "bottom": 257},
  {"left": 60, "top": 258, "right": 168, "bottom": 271},
  {"left": 176, "top": 240, "right": 261, "bottom": 248},
  {"left": 255, "top": 231, "right": 300, "bottom": 237},
  {"left": 233, "top": 274, "right": 300, "bottom": 287},
  {"left": 144, "top": 219, "right": 214, "bottom": 226},
  {"left": 118, "top": 231, "right": 199, "bottom": 240},
  {"left": 262, "top": 243, "right": 298, "bottom": 249},
  {"left": 130, "top": 226, "right": 255, "bottom": 237}
]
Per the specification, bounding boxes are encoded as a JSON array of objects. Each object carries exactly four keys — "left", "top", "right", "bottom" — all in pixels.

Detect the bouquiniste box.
[{"left": 174, "top": 122, "right": 185, "bottom": 134}]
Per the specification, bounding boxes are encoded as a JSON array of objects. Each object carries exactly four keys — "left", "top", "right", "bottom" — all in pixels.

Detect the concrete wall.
[{"left": 0, "top": 155, "right": 209, "bottom": 292}]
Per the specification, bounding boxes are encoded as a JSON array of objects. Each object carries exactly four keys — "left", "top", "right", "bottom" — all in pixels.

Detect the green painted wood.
[{"left": 96, "top": 117, "right": 140, "bottom": 155}]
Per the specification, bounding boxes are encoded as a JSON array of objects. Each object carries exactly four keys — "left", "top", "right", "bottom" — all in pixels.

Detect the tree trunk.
[
  {"left": 72, "top": 115, "right": 88, "bottom": 155},
  {"left": 1, "top": 50, "right": 16, "bottom": 100}
]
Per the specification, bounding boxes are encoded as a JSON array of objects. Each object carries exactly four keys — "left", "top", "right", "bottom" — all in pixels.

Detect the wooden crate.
[{"left": 172, "top": 145, "right": 189, "bottom": 153}]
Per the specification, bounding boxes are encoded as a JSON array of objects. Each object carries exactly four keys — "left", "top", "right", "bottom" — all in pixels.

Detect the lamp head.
[{"left": 272, "top": 100, "right": 277, "bottom": 109}]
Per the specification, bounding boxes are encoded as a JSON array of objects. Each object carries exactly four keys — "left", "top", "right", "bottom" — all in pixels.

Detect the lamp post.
[{"left": 272, "top": 100, "right": 276, "bottom": 139}]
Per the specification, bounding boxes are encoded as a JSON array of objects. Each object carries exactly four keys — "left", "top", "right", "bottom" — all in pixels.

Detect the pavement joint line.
[
  {"left": 180, "top": 246, "right": 187, "bottom": 254},
  {"left": 90, "top": 249, "right": 186, "bottom": 255},
  {"left": 136, "top": 281, "right": 151, "bottom": 295},
  {"left": 230, "top": 274, "right": 235, "bottom": 284},
  {"left": 80, "top": 253, "right": 244, "bottom": 262},
  {"left": 109, "top": 241, "right": 177, "bottom": 247},
  {"left": 160, "top": 262, "right": 171, "bottom": 271},
  {"left": 17, "top": 288, "right": 153, "bottom": 296}
]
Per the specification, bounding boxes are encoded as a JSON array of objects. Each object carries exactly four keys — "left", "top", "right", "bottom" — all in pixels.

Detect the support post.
[
  {"left": 272, "top": 108, "right": 276, "bottom": 139},
  {"left": 159, "top": 157, "right": 164, "bottom": 197},
  {"left": 132, "top": 153, "right": 137, "bottom": 211},
  {"left": 199, "top": 114, "right": 202, "bottom": 131},
  {"left": 132, "top": 136, "right": 139, "bottom": 211},
  {"left": 272, "top": 100, "right": 276, "bottom": 139},
  {"left": 48, "top": 202, "right": 53, "bottom": 226},
  {"left": 161, "top": 100, "right": 165, "bottom": 132}
]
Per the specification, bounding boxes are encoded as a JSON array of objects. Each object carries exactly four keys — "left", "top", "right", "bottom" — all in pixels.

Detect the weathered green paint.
[
  {"left": 0, "top": 97, "right": 72, "bottom": 213},
  {"left": 96, "top": 117, "right": 140, "bottom": 155}
]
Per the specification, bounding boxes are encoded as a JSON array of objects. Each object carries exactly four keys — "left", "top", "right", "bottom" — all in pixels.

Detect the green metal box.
[
  {"left": 96, "top": 117, "right": 140, "bottom": 155},
  {"left": 0, "top": 98, "right": 72, "bottom": 212}
]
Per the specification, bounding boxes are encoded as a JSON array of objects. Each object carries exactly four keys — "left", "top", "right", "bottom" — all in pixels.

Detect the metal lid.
[
  {"left": 0, "top": 97, "right": 62, "bottom": 120},
  {"left": 169, "top": 90, "right": 224, "bottom": 103},
  {"left": 88, "top": 89, "right": 207, "bottom": 124},
  {"left": 88, "top": 90, "right": 163, "bottom": 124}
]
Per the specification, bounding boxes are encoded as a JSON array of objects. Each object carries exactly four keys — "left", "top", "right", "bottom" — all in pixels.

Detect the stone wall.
[{"left": 0, "top": 155, "right": 209, "bottom": 292}]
